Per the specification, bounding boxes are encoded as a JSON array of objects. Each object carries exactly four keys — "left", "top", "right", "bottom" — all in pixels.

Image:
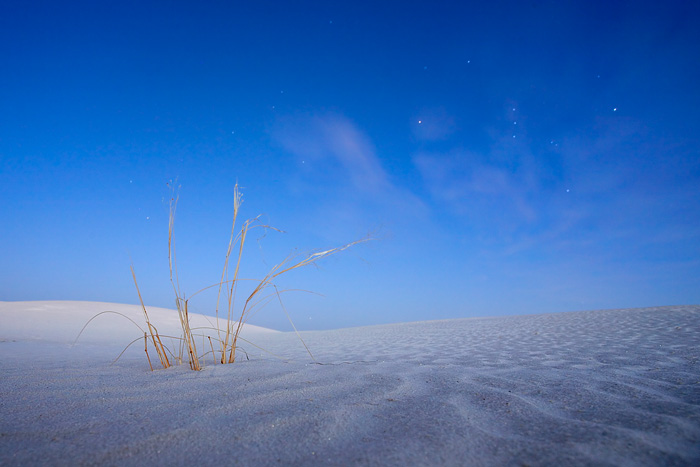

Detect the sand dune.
[{"left": 1, "top": 301, "right": 698, "bottom": 465}]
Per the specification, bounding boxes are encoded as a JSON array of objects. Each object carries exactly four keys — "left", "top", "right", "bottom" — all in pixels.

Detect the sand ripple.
[{"left": 1, "top": 304, "right": 698, "bottom": 465}]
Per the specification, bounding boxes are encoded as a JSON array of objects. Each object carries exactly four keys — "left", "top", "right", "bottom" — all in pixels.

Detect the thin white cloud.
[
  {"left": 414, "top": 114, "right": 700, "bottom": 263},
  {"left": 272, "top": 112, "right": 429, "bottom": 233},
  {"left": 413, "top": 148, "right": 536, "bottom": 224},
  {"left": 274, "top": 113, "right": 390, "bottom": 194}
]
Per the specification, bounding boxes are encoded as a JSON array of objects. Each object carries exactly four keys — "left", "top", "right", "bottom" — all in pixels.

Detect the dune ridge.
[{"left": 1, "top": 301, "right": 698, "bottom": 465}]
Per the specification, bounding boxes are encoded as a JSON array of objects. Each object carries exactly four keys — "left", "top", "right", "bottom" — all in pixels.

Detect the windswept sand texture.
[{"left": 1, "top": 301, "right": 699, "bottom": 465}]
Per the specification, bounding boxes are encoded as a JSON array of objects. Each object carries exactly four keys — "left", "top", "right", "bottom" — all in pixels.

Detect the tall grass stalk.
[
  {"left": 147, "top": 183, "right": 369, "bottom": 370},
  {"left": 130, "top": 265, "right": 170, "bottom": 369},
  {"left": 168, "top": 191, "right": 201, "bottom": 370}
]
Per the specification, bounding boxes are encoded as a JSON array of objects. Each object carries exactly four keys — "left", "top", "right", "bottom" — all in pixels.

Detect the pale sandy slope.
[
  {"left": 1, "top": 301, "right": 699, "bottom": 466},
  {"left": 0, "top": 300, "right": 277, "bottom": 345}
]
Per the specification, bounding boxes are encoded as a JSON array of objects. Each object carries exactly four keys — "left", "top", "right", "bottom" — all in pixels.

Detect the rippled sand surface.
[{"left": 1, "top": 301, "right": 699, "bottom": 465}]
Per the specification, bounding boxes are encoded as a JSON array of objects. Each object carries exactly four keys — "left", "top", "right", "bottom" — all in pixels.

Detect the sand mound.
[{"left": 1, "top": 302, "right": 698, "bottom": 465}]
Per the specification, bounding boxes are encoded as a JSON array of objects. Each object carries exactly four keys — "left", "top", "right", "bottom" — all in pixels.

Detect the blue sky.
[{"left": 2, "top": 0, "right": 699, "bottom": 330}]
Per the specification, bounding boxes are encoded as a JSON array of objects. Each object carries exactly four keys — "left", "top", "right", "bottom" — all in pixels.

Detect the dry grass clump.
[{"left": 80, "top": 183, "right": 368, "bottom": 371}]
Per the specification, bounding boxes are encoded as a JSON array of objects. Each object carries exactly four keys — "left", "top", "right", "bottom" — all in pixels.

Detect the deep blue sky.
[{"left": 2, "top": 1, "right": 699, "bottom": 330}]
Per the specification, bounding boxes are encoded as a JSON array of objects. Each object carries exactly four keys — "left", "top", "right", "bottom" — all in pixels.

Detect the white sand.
[{"left": 1, "top": 301, "right": 699, "bottom": 465}]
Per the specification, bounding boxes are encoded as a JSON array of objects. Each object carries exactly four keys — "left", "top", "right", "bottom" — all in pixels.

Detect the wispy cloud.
[
  {"left": 414, "top": 113, "right": 700, "bottom": 263},
  {"left": 413, "top": 147, "right": 538, "bottom": 228},
  {"left": 272, "top": 112, "right": 429, "bottom": 237},
  {"left": 274, "top": 113, "right": 390, "bottom": 195}
]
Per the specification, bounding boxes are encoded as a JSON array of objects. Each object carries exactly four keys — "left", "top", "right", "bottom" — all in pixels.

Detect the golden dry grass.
[{"left": 80, "top": 183, "right": 369, "bottom": 371}]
